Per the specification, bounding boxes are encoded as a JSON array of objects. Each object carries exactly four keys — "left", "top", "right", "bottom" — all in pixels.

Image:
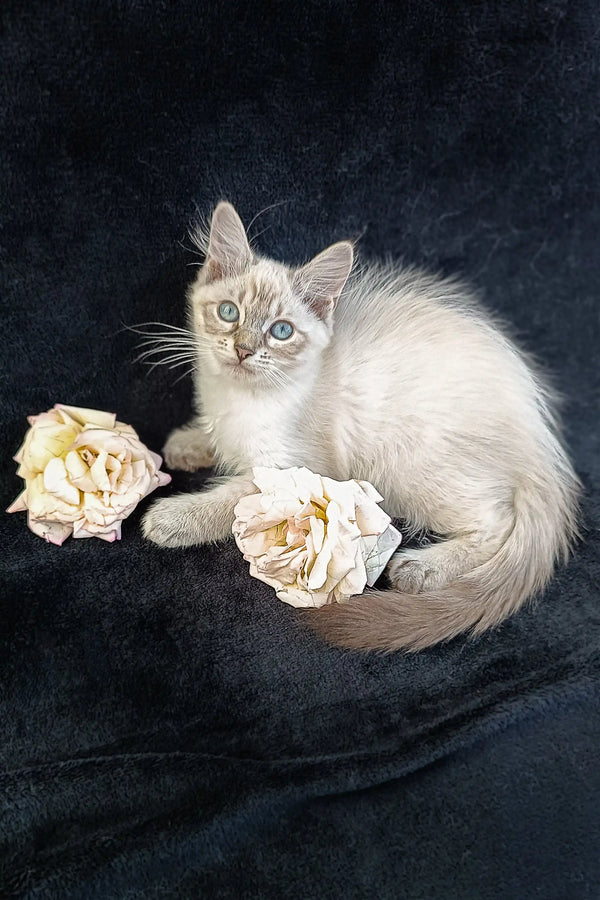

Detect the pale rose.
[
  {"left": 7, "top": 404, "right": 171, "bottom": 545},
  {"left": 232, "top": 466, "right": 402, "bottom": 608}
]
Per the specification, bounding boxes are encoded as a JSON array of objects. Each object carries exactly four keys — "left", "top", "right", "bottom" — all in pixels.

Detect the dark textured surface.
[{"left": 1, "top": 2, "right": 599, "bottom": 897}]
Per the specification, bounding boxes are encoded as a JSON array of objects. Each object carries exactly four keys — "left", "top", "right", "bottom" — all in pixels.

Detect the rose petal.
[
  {"left": 276, "top": 585, "right": 330, "bottom": 609},
  {"left": 247, "top": 559, "right": 284, "bottom": 593},
  {"left": 233, "top": 493, "right": 293, "bottom": 534},
  {"left": 114, "top": 421, "right": 138, "bottom": 437},
  {"left": 95, "top": 527, "right": 120, "bottom": 542},
  {"left": 309, "top": 515, "right": 325, "bottom": 554},
  {"left": 89, "top": 450, "right": 112, "bottom": 491},
  {"left": 104, "top": 454, "right": 122, "bottom": 490},
  {"left": 336, "top": 548, "right": 367, "bottom": 599},
  {"left": 147, "top": 449, "right": 163, "bottom": 470},
  {"left": 43, "top": 457, "right": 81, "bottom": 506},
  {"left": 82, "top": 492, "right": 110, "bottom": 525},
  {"left": 306, "top": 539, "right": 333, "bottom": 590},
  {"left": 27, "top": 514, "right": 72, "bottom": 546},
  {"left": 64, "top": 450, "right": 97, "bottom": 492},
  {"left": 55, "top": 404, "right": 116, "bottom": 429},
  {"left": 236, "top": 525, "right": 282, "bottom": 560},
  {"left": 321, "top": 475, "right": 354, "bottom": 512},
  {"left": 72, "top": 518, "right": 94, "bottom": 537},
  {"left": 27, "top": 473, "right": 78, "bottom": 522},
  {"left": 72, "top": 429, "right": 133, "bottom": 458},
  {"left": 28, "top": 410, "right": 63, "bottom": 427},
  {"left": 13, "top": 439, "right": 26, "bottom": 465},
  {"left": 18, "top": 422, "right": 79, "bottom": 478},
  {"left": 106, "top": 493, "right": 138, "bottom": 519},
  {"left": 286, "top": 519, "right": 308, "bottom": 546},
  {"left": 355, "top": 479, "right": 384, "bottom": 505},
  {"left": 255, "top": 543, "right": 307, "bottom": 585},
  {"left": 354, "top": 484, "right": 391, "bottom": 536},
  {"left": 7, "top": 490, "right": 28, "bottom": 513},
  {"left": 362, "top": 524, "right": 402, "bottom": 586},
  {"left": 131, "top": 458, "right": 147, "bottom": 480}
]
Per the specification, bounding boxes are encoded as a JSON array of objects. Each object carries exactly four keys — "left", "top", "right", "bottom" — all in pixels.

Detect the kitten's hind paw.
[{"left": 387, "top": 551, "right": 436, "bottom": 594}]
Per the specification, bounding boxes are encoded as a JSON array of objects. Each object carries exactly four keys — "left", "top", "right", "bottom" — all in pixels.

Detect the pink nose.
[{"left": 235, "top": 346, "right": 254, "bottom": 362}]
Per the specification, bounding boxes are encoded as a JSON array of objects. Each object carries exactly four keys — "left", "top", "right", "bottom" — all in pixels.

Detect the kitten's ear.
[
  {"left": 294, "top": 241, "right": 354, "bottom": 319},
  {"left": 205, "top": 201, "right": 252, "bottom": 282}
]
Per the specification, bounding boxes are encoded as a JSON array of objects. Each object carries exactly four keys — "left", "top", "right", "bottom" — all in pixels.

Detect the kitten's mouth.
[{"left": 224, "top": 359, "right": 260, "bottom": 378}]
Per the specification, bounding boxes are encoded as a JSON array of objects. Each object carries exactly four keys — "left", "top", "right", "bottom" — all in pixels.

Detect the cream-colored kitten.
[{"left": 142, "top": 201, "right": 580, "bottom": 651}]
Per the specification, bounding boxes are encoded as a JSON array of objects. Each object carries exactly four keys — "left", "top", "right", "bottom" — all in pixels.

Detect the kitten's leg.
[
  {"left": 163, "top": 421, "right": 214, "bottom": 471},
  {"left": 141, "top": 475, "right": 256, "bottom": 548},
  {"left": 388, "top": 527, "right": 509, "bottom": 594}
]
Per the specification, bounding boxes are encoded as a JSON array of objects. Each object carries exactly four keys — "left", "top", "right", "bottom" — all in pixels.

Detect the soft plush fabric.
[{"left": 1, "top": 2, "right": 599, "bottom": 897}]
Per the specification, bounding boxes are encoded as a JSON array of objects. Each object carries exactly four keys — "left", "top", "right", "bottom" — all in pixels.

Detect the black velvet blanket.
[{"left": 1, "top": 2, "right": 599, "bottom": 897}]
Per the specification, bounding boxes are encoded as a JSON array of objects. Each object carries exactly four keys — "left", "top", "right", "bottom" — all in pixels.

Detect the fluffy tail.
[{"left": 305, "top": 476, "right": 580, "bottom": 652}]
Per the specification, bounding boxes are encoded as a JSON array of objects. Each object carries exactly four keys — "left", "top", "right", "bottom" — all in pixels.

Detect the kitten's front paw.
[
  {"left": 142, "top": 496, "right": 201, "bottom": 548},
  {"left": 163, "top": 427, "right": 214, "bottom": 472}
]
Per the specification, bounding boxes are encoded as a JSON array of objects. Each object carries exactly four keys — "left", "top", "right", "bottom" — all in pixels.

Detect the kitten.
[{"left": 142, "top": 201, "right": 580, "bottom": 651}]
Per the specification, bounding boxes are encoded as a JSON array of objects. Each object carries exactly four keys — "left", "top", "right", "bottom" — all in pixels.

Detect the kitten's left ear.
[
  {"left": 205, "top": 201, "right": 252, "bottom": 282},
  {"left": 294, "top": 241, "right": 354, "bottom": 320}
]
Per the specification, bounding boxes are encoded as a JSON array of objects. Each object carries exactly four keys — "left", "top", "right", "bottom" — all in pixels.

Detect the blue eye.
[
  {"left": 218, "top": 302, "right": 239, "bottom": 322},
  {"left": 270, "top": 321, "right": 294, "bottom": 340}
]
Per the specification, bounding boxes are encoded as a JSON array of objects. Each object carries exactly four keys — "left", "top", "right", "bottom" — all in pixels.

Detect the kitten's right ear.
[{"left": 204, "top": 202, "right": 252, "bottom": 282}]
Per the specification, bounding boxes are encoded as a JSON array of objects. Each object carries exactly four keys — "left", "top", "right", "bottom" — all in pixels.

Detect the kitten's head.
[{"left": 188, "top": 202, "right": 353, "bottom": 386}]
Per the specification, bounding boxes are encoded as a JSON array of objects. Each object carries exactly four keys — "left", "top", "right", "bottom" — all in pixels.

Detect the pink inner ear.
[
  {"left": 301, "top": 290, "right": 336, "bottom": 321},
  {"left": 206, "top": 258, "right": 224, "bottom": 282},
  {"left": 294, "top": 241, "right": 354, "bottom": 320}
]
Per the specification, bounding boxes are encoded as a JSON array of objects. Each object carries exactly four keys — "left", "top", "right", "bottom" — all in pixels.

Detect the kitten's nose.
[{"left": 235, "top": 345, "right": 254, "bottom": 362}]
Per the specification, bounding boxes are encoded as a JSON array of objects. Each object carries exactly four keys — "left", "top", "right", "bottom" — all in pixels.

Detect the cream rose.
[
  {"left": 7, "top": 404, "right": 171, "bottom": 545},
  {"left": 232, "top": 466, "right": 402, "bottom": 608}
]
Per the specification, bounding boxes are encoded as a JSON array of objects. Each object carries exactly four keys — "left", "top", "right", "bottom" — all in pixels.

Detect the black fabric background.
[{"left": 1, "top": 2, "right": 599, "bottom": 897}]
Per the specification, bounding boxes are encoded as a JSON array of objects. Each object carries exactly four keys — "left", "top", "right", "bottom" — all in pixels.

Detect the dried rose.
[
  {"left": 232, "top": 466, "right": 401, "bottom": 608},
  {"left": 7, "top": 404, "right": 171, "bottom": 545}
]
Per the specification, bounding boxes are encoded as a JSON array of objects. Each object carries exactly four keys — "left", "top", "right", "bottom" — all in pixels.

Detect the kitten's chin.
[{"left": 221, "top": 360, "right": 267, "bottom": 383}]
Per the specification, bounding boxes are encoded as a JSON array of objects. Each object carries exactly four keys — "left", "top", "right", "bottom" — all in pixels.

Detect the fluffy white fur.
[{"left": 142, "top": 202, "right": 580, "bottom": 651}]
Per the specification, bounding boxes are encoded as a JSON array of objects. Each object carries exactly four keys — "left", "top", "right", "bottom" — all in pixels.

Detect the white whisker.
[
  {"left": 246, "top": 200, "right": 290, "bottom": 239},
  {"left": 130, "top": 321, "right": 195, "bottom": 333},
  {"left": 147, "top": 361, "right": 189, "bottom": 375},
  {"left": 172, "top": 364, "right": 200, "bottom": 385},
  {"left": 136, "top": 331, "right": 196, "bottom": 340},
  {"left": 134, "top": 341, "right": 198, "bottom": 354},
  {"left": 127, "top": 319, "right": 206, "bottom": 373},
  {"left": 144, "top": 352, "right": 196, "bottom": 367},
  {"left": 134, "top": 351, "right": 195, "bottom": 363}
]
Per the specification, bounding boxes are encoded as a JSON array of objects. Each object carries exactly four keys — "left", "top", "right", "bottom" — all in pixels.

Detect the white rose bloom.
[
  {"left": 7, "top": 404, "right": 171, "bottom": 545},
  {"left": 233, "top": 467, "right": 401, "bottom": 608}
]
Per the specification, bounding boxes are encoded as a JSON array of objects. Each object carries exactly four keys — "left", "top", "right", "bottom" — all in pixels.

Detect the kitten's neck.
[{"left": 198, "top": 367, "right": 319, "bottom": 472}]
